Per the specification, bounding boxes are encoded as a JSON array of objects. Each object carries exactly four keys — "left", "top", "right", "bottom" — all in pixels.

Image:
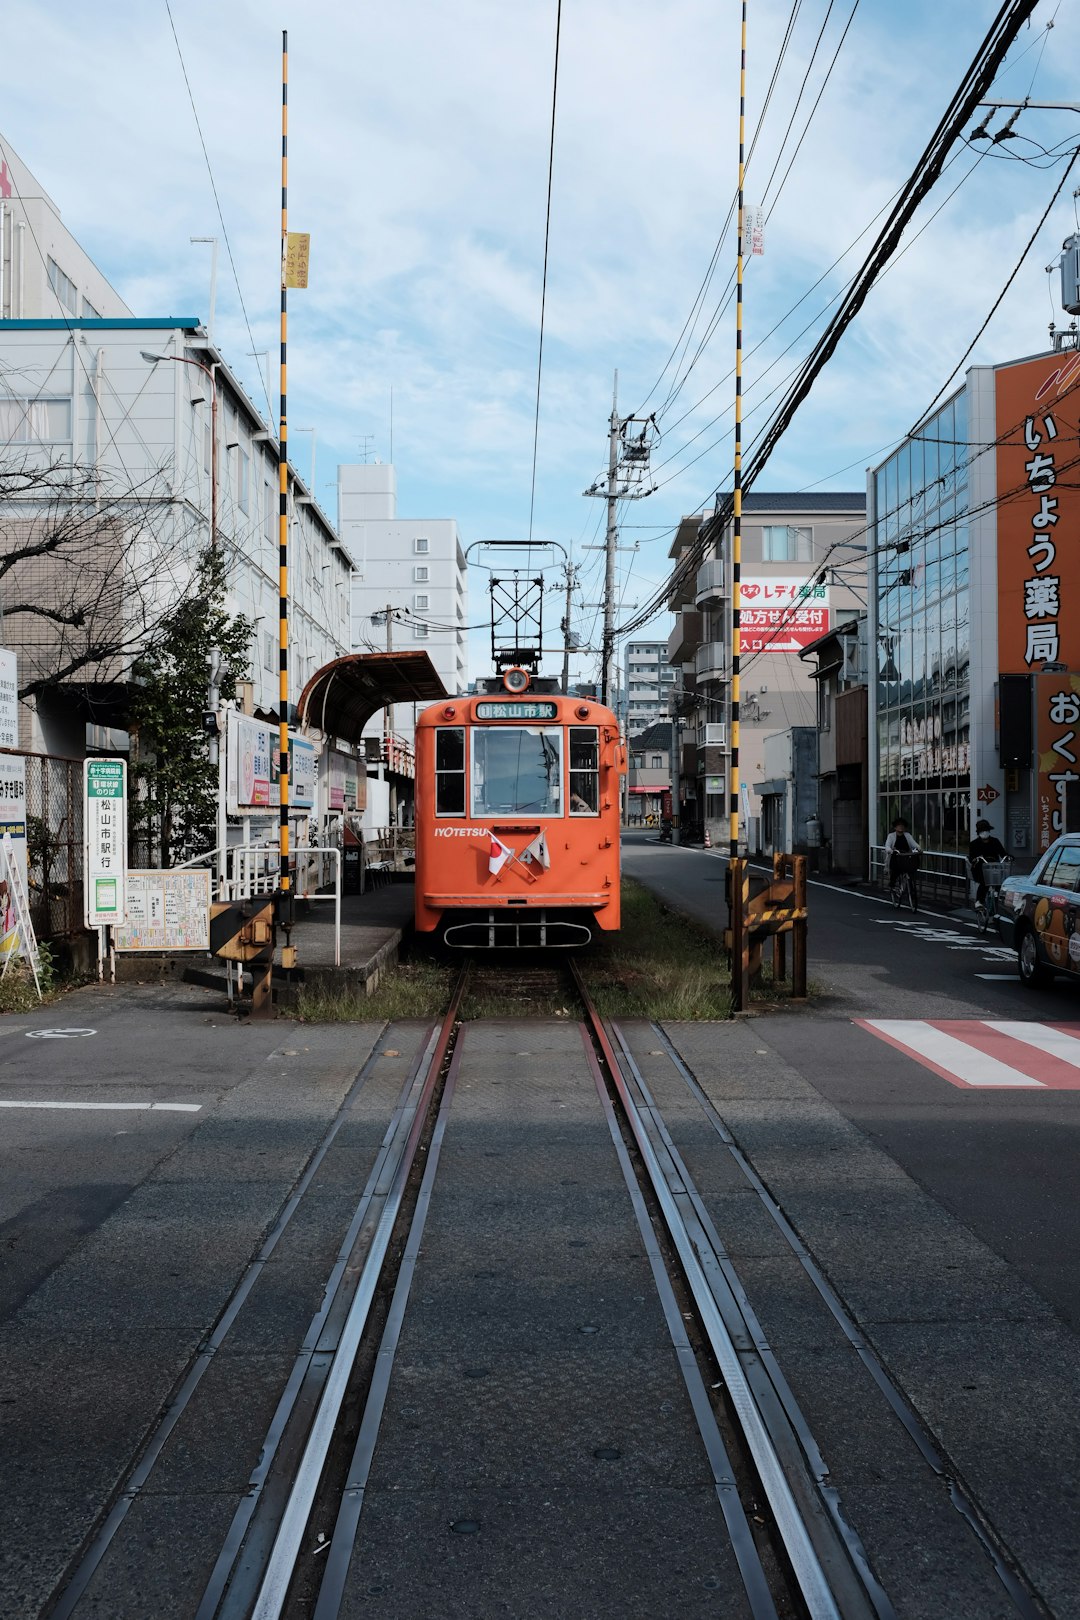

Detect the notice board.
[{"left": 113, "top": 870, "right": 211, "bottom": 952}]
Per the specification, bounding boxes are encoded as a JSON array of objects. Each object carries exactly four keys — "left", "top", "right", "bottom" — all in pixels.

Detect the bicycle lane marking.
[{"left": 870, "top": 915, "right": 1016, "bottom": 964}]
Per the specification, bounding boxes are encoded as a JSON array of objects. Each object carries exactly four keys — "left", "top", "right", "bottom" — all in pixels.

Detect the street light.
[{"left": 141, "top": 350, "right": 219, "bottom": 552}]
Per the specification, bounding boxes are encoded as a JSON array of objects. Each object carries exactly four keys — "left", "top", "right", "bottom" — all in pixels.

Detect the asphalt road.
[
  {"left": 1, "top": 874, "right": 1079, "bottom": 1615},
  {"left": 623, "top": 829, "right": 1080, "bottom": 1332}
]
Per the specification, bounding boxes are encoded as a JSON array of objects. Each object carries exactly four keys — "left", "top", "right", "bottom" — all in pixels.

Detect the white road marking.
[
  {"left": 987, "top": 1021, "right": 1080, "bottom": 1069},
  {"left": 24, "top": 1028, "right": 97, "bottom": 1040},
  {"left": 861, "top": 1020, "right": 1043, "bottom": 1087},
  {"left": 0, "top": 1100, "right": 201, "bottom": 1112},
  {"left": 976, "top": 973, "right": 1017, "bottom": 981}
]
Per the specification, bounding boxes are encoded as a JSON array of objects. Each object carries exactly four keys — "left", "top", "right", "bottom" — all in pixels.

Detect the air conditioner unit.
[{"left": 704, "top": 723, "right": 728, "bottom": 748}]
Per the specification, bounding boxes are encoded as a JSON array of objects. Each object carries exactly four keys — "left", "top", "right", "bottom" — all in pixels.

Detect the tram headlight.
[{"left": 503, "top": 667, "right": 531, "bottom": 694}]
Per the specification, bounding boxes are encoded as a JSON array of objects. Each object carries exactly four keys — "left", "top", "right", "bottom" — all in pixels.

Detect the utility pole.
[
  {"left": 385, "top": 604, "right": 393, "bottom": 652},
  {"left": 602, "top": 375, "right": 620, "bottom": 706},
  {"left": 582, "top": 372, "right": 658, "bottom": 709},
  {"left": 560, "top": 562, "right": 578, "bottom": 693}
]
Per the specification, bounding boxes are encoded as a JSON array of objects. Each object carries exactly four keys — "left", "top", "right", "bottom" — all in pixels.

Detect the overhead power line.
[{"left": 616, "top": 0, "right": 1042, "bottom": 642}]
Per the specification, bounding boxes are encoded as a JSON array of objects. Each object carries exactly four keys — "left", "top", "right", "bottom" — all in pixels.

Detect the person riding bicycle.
[
  {"left": 968, "top": 818, "right": 1008, "bottom": 907},
  {"left": 884, "top": 817, "right": 921, "bottom": 905}
]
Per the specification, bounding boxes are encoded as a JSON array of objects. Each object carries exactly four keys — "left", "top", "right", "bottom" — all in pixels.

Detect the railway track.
[{"left": 46, "top": 963, "right": 1047, "bottom": 1620}]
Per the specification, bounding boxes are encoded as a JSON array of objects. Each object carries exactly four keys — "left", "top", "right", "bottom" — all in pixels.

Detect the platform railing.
[
  {"left": 870, "top": 844, "right": 971, "bottom": 905},
  {"left": 175, "top": 840, "right": 343, "bottom": 968}
]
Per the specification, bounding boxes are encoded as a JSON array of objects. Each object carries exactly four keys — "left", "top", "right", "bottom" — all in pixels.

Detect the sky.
[{"left": 4, "top": 0, "right": 1080, "bottom": 685}]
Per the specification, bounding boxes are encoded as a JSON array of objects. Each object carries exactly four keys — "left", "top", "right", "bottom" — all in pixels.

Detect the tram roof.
[{"left": 296, "top": 652, "right": 447, "bottom": 742}]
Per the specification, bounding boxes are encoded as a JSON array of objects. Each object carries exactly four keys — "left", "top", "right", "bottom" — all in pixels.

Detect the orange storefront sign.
[
  {"left": 997, "top": 350, "right": 1080, "bottom": 674},
  {"left": 1035, "top": 671, "right": 1080, "bottom": 853}
]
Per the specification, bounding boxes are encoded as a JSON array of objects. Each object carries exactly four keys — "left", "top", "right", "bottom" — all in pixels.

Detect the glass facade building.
[{"left": 871, "top": 389, "right": 972, "bottom": 852}]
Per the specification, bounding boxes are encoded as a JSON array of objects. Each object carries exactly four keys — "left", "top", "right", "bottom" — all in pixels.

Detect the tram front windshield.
[{"left": 471, "top": 727, "right": 562, "bottom": 816}]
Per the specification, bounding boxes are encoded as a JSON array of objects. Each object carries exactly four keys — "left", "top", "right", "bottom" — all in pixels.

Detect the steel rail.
[
  {"left": 608, "top": 1021, "right": 892, "bottom": 1620},
  {"left": 198, "top": 1024, "right": 443, "bottom": 1620},
  {"left": 245, "top": 965, "right": 470, "bottom": 1620},
  {"left": 569, "top": 962, "right": 843, "bottom": 1620},
  {"left": 577, "top": 1027, "right": 780, "bottom": 1620},
  {"left": 311, "top": 1022, "right": 469, "bottom": 1618},
  {"left": 48, "top": 1029, "right": 400, "bottom": 1620},
  {"left": 650, "top": 1022, "right": 1048, "bottom": 1620}
]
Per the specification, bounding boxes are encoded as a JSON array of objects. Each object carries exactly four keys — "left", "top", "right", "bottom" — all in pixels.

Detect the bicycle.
[
  {"left": 890, "top": 857, "right": 919, "bottom": 912},
  {"left": 974, "top": 857, "right": 1011, "bottom": 934}
]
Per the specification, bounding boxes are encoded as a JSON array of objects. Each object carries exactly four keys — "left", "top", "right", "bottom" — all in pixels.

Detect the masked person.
[{"left": 968, "top": 818, "right": 1007, "bottom": 907}]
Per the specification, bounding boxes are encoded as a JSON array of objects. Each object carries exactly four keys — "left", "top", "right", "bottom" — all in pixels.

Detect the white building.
[
  {"left": 1, "top": 134, "right": 131, "bottom": 322},
  {"left": 0, "top": 316, "right": 351, "bottom": 755},
  {"left": 624, "top": 639, "right": 675, "bottom": 736},
  {"left": 339, "top": 462, "right": 468, "bottom": 744}
]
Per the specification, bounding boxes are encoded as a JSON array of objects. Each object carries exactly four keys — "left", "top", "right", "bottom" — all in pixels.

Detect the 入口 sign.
[{"left": 84, "top": 759, "right": 127, "bottom": 928}]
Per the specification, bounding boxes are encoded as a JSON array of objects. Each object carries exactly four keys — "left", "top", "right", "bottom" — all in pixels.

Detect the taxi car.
[{"left": 997, "top": 833, "right": 1080, "bottom": 987}]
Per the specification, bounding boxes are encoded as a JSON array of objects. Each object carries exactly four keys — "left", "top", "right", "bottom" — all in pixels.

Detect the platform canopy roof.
[{"left": 296, "top": 651, "right": 448, "bottom": 743}]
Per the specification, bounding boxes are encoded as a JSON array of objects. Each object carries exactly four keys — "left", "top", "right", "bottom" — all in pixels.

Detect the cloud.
[{"left": 3, "top": 0, "right": 1077, "bottom": 673}]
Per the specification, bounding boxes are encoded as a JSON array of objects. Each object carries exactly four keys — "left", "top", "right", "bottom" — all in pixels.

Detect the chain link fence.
[{"left": 21, "top": 751, "right": 84, "bottom": 940}]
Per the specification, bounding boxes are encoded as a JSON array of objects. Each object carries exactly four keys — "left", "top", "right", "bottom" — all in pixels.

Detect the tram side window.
[
  {"left": 435, "top": 727, "right": 466, "bottom": 815},
  {"left": 569, "top": 727, "right": 599, "bottom": 815}
]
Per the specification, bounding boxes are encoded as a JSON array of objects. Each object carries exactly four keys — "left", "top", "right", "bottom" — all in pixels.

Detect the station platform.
[{"left": 287, "top": 876, "right": 415, "bottom": 994}]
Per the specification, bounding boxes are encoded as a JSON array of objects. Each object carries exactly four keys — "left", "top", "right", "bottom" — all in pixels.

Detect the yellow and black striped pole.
[
  {"left": 730, "top": 0, "right": 749, "bottom": 1007},
  {"left": 278, "top": 30, "right": 291, "bottom": 915},
  {"left": 730, "top": 0, "right": 746, "bottom": 865}
]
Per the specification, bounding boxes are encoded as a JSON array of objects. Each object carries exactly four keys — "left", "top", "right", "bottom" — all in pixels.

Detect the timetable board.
[{"left": 113, "top": 869, "right": 211, "bottom": 952}]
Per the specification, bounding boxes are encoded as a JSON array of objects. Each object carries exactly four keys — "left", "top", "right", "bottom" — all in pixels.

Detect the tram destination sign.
[{"left": 474, "top": 701, "right": 559, "bottom": 720}]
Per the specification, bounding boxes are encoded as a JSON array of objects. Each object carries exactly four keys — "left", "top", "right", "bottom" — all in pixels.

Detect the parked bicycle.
[{"left": 974, "top": 856, "right": 1012, "bottom": 934}]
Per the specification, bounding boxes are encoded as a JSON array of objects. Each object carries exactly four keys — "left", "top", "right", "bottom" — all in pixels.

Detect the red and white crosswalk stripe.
[{"left": 856, "top": 1020, "right": 1080, "bottom": 1090}]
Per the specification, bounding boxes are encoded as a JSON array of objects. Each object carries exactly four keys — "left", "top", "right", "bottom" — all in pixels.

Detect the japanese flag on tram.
[
  {"left": 488, "top": 834, "right": 512, "bottom": 876},
  {"left": 522, "top": 829, "right": 551, "bottom": 869}
]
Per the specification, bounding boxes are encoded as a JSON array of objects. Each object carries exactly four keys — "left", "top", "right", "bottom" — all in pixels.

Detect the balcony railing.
[
  {"left": 667, "top": 610, "right": 702, "bottom": 666},
  {"left": 694, "top": 641, "right": 730, "bottom": 683},
  {"left": 695, "top": 558, "right": 728, "bottom": 606}
]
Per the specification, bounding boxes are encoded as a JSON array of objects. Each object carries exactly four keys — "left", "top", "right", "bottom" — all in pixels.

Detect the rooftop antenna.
[{"left": 358, "top": 434, "right": 375, "bottom": 463}]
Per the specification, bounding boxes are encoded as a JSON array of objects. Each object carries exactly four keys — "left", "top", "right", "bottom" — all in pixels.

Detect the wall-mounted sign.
[
  {"left": 114, "top": 869, "right": 211, "bottom": 952},
  {"left": 326, "top": 748, "right": 364, "bottom": 812},
  {"left": 227, "top": 712, "right": 316, "bottom": 813},
  {"left": 739, "top": 576, "right": 829, "bottom": 655},
  {"left": 84, "top": 759, "right": 127, "bottom": 928},
  {"left": 998, "top": 351, "right": 1080, "bottom": 677},
  {"left": 0, "top": 648, "right": 18, "bottom": 750}
]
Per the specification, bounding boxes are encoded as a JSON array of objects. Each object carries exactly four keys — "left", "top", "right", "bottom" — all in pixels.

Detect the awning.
[
  {"left": 753, "top": 778, "right": 787, "bottom": 797},
  {"left": 296, "top": 652, "right": 447, "bottom": 745}
]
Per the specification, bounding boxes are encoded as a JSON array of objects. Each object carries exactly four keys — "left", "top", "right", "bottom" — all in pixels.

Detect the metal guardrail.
[
  {"left": 176, "top": 841, "right": 343, "bottom": 968},
  {"left": 870, "top": 844, "right": 972, "bottom": 904}
]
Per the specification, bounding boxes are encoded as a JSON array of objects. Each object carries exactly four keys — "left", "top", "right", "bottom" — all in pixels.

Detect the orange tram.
[{"left": 414, "top": 673, "right": 626, "bottom": 947}]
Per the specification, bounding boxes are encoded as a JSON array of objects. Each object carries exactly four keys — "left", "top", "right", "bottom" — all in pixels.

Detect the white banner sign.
[
  {"left": 739, "top": 575, "right": 830, "bottom": 654},
  {"left": 84, "top": 759, "right": 127, "bottom": 928},
  {"left": 0, "top": 648, "right": 18, "bottom": 750},
  {"left": 0, "top": 756, "right": 28, "bottom": 957}
]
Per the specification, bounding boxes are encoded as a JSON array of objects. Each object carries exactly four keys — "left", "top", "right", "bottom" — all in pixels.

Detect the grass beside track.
[
  {"left": 292, "top": 878, "right": 749, "bottom": 1022},
  {"left": 578, "top": 877, "right": 732, "bottom": 1020}
]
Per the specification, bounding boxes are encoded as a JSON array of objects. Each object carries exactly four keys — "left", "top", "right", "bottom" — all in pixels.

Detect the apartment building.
[
  {"left": 667, "top": 492, "right": 867, "bottom": 843},
  {"left": 623, "top": 639, "right": 676, "bottom": 736},
  {"left": 340, "top": 462, "right": 468, "bottom": 749}
]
